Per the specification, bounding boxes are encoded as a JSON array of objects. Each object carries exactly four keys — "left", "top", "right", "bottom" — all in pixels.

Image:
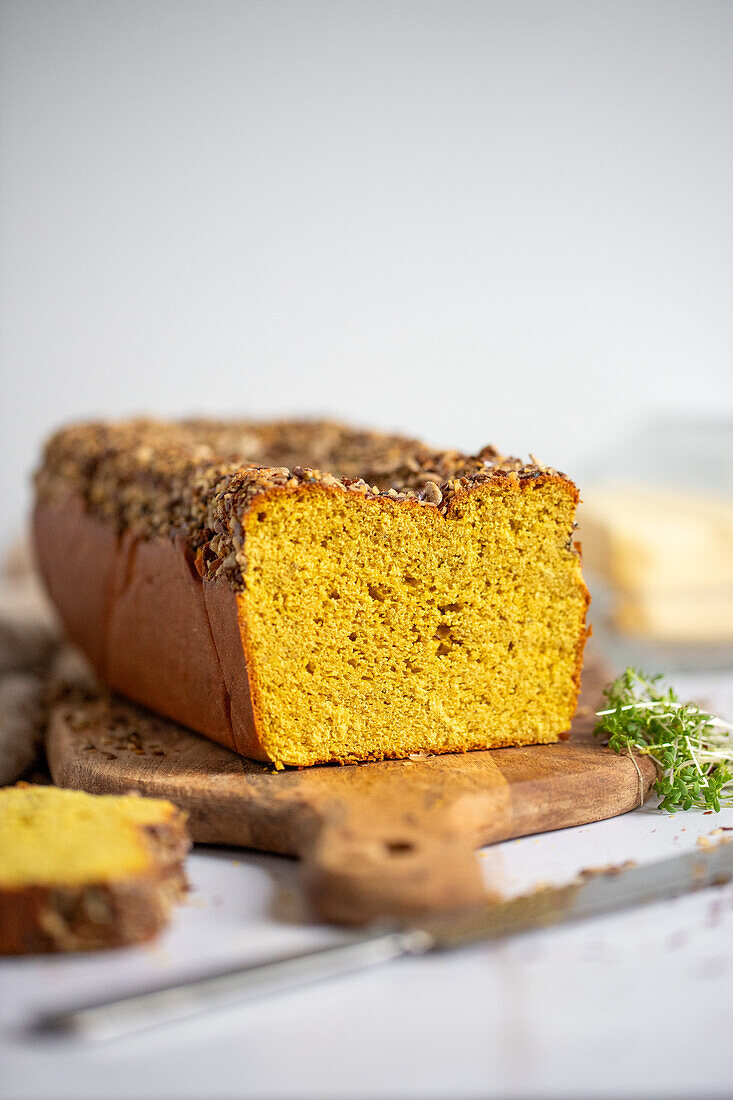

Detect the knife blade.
[{"left": 37, "top": 840, "right": 733, "bottom": 1042}]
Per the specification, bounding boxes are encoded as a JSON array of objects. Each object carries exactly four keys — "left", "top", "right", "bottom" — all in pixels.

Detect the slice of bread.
[
  {"left": 33, "top": 418, "right": 590, "bottom": 767},
  {"left": 0, "top": 784, "right": 189, "bottom": 954}
]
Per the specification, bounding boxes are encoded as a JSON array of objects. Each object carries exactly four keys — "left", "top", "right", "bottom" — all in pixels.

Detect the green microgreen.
[{"left": 594, "top": 667, "right": 733, "bottom": 813}]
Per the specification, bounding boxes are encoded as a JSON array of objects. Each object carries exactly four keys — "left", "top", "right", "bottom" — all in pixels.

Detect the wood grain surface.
[{"left": 46, "top": 657, "right": 656, "bottom": 925}]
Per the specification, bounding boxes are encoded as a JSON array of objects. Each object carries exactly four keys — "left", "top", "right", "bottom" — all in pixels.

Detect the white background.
[{"left": 1, "top": 0, "right": 732, "bottom": 540}]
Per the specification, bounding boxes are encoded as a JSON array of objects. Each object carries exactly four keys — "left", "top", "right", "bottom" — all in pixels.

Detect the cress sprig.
[{"left": 594, "top": 667, "right": 733, "bottom": 813}]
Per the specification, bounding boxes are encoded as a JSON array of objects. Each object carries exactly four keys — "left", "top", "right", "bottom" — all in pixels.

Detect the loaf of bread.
[
  {"left": 33, "top": 419, "right": 589, "bottom": 767},
  {"left": 0, "top": 784, "right": 189, "bottom": 954}
]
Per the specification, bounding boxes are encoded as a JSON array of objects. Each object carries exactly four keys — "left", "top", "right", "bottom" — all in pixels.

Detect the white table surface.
[{"left": 3, "top": 671, "right": 733, "bottom": 1100}]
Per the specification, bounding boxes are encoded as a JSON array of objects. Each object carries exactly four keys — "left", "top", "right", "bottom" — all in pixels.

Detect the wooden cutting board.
[{"left": 46, "top": 658, "right": 656, "bottom": 925}]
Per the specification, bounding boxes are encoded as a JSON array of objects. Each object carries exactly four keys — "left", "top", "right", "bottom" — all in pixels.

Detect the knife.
[{"left": 37, "top": 840, "right": 733, "bottom": 1042}]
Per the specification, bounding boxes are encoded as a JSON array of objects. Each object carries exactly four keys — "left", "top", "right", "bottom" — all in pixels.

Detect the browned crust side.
[
  {"left": 202, "top": 579, "right": 263, "bottom": 759},
  {"left": 32, "top": 496, "right": 117, "bottom": 678},
  {"left": 34, "top": 478, "right": 589, "bottom": 767},
  {"left": 0, "top": 818, "right": 190, "bottom": 955},
  {"left": 106, "top": 532, "right": 234, "bottom": 748},
  {"left": 33, "top": 496, "right": 241, "bottom": 754}
]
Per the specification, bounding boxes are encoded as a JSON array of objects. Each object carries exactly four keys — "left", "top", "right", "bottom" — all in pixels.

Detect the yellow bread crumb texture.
[
  {"left": 240, "top": 479, "right": 587, "bottom": 766},
  {"left": 0, "top": 785, "right": 179, "bottom": 888}
]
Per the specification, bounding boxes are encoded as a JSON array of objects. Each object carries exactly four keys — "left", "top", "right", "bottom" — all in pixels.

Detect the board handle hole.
[{"left": 385, "top": 839, "right": 415, "bottom": 856}]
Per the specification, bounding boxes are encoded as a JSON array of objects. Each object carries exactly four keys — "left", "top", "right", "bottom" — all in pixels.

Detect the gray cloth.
[{"left": 0, "top": 546, "right": 61, "bottom": 784}]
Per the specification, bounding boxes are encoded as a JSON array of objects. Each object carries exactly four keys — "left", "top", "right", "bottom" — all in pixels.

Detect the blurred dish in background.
[
  {"left": 576, "top": 417, "right": 733, "bottom": 672},
  {"left": 581, "top": 485, "right": 733, "bottom": 642}
]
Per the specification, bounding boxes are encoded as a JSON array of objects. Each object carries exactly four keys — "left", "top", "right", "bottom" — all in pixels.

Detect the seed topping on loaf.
[{"left": 35, "top": 418, "right": 568, "bottom": 586}]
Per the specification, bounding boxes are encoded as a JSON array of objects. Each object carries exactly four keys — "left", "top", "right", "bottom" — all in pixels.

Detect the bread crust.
[
  {"left": 33, "top": 497, "right": 241, "bottom": 753},
  {"left": 34, "top": 477, "right": 589, "bottom": 766},
  {"left": 0, "top": 816, "right": 190, "bottom": 955},
  {"left": 32, "top": 496, "right": 116, "bottom": 676},
  {"left": 202, "top": 578, "right": 262, "bottom": 758},
  {"left": 107, "top": 532, "right": 234, "bottom": 748}
]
